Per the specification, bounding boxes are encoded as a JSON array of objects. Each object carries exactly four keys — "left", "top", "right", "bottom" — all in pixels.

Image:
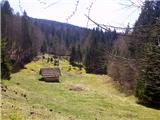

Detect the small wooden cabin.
[{"left": 39, "top": 68, "right": 61, "bottom": 82}]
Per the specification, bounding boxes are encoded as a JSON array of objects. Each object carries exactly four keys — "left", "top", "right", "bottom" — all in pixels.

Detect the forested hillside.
[
  {"left": 1, "top": 0, "right": 160, "bottom": 108},
  {"left": 1, "top": 0, "right": 117, "bottom": 74}
]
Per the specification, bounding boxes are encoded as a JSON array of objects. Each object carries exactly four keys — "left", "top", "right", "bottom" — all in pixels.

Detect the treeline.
[
  {"left": 32, "top": 19, "right": 117, "bottom": 74},
  {"left": 109, "top": 1, "right": 160, "bottom": 107},
  {"left": 131, "top": 1, "right": 160, "bottom": 107},
  {"left": 1, "top": 1, "right": 43, "bottom": 76},
  {"left": 84, "top": 28, "right": 117, "bottom": 74},
  {"left": 1, "top": 1, "right": 117, "bottom": 78}
]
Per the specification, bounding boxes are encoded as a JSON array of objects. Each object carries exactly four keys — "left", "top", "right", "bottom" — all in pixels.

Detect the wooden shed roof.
[{"left": 40, "top": 68, "right": 61, "bottom": 77}]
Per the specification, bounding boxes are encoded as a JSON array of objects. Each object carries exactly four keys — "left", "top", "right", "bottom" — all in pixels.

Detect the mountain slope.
[{"left": 1, "top": 57, "right": 160, "bottom": 120}]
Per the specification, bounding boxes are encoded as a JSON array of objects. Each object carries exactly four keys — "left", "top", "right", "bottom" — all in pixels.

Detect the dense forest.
[
  {"left": 1, "top": 0, "right": 117, "bottom": 73},
  {"left": 1, "top": 0, "right": 160, "bottom": 107}
]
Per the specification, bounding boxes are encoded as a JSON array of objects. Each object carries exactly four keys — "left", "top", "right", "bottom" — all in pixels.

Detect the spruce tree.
[
  {"left": 1, "top": 39, "right": 11, "bottom": 79},
  {"left": 69, "top": 46, "right": 76, "bottom": 65},
  {"left": 84, "top": 29, "right": 107, "bottom": 74},
  {"left": 135, "top": 41, "right": 160, "bottom": 106},
  {"left": 133, "top": 1, "right": 160, "bottom": 106},
  {"left": 40, "top": 41, "right": 47, "bottom": 54},
  {"left": 77, "top": 45, "right": 82, "bottom": 63}
]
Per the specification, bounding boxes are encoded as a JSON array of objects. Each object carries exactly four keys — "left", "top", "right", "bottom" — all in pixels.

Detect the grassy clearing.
[{"left": 1, "top": 58, "right": 160, "bottom": 120}]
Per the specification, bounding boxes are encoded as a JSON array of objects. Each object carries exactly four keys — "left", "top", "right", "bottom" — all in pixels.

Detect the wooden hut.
[{"left": 39, "top": 68, "right": 61, "bottom": 82}]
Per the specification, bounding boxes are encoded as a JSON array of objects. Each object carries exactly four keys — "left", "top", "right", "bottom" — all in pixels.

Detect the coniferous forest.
[
  {"left": 1, "top": 0, "right": 160, "bottom": 118},
  {"left": 1, "top": 1, "right": 117, "bottom": 74}
]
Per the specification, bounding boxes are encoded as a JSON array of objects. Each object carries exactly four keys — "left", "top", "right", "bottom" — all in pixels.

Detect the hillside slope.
[{"left": 1, "top": 58, "right": 160, "bottom": 120}]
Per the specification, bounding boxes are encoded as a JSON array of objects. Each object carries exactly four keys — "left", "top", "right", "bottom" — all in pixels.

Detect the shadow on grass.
[
  {"left": 137, "top": 101, "right": 160, "bottom": 110},
  {"left": 38, "top": 77, "right": 60, "bottom": 83}
]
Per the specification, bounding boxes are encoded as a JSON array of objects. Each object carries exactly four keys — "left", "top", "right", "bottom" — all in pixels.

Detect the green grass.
[{"left": 1, "top": 58, "right": 160, "bottom": 120}]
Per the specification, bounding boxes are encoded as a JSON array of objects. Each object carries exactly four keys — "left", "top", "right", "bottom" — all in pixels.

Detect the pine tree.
[
  {"left": 40, "top": 41, "right": 47, "bottom": 54},
  {"left": 1, "top": 1, "right": 13, "bottom": 79},
  {"left": 135, "top": 41, "right": 160, "bottom": 106},
  {"left": 133, "top": 1, "right": 160, "bottom": 106},
  {"left": 69, "top": 46, "right": 76, "bottom": 65},
  {"left": 1, "top": 38, "right": 11, "bottom": 79},
  {"left": 1, "top": 0, "right": 12, "bottom": 16},
  {"left": 77, "top": 45, "right": 82, "bottom": 63},
  {"left": 22, "top": 11, "right": 32, "bottom": 49},
  {"left": 21, "top": 11, "right": 34, "bottom": 62},
  {"left": 128, "top": 1, "right": 159, "bottom": 59},
  {"left": 84, "top": 29, "right": 107, "bottom": 74},
  {"left": 1, "top": 0, "right": 11, "bottom": 37}
]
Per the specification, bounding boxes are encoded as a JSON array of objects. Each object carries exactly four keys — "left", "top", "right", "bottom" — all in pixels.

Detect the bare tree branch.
[
  {"left": 44, "top": 0, "right": 62, "bottom": 9},
  {"left": 66, "top": 0, "right": 80, "bottom": 23},
  {"left": 85, "top": 14, "right": 160, "bottom": 31},
  {"left": 85, "top": 15, "right": 131, "bottom": 30},
  {"left": 37, "top": 0, "right": 47, "bottom": 5},
  {"left": 86, "top": 0, "right": 96, "bottom": 27},
  {"left": 85, "top": 14, "right": 160, "bottom": 42}
]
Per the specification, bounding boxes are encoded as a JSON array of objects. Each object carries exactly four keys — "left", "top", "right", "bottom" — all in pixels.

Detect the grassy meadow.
[{"left": 1, "top": 57, "right": 160, "bottom": 120}]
